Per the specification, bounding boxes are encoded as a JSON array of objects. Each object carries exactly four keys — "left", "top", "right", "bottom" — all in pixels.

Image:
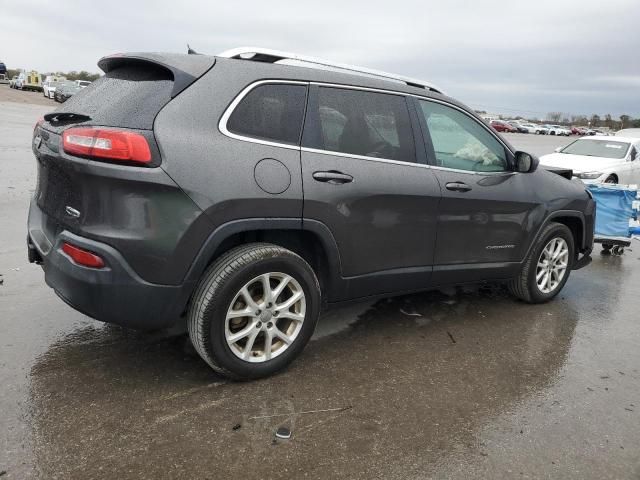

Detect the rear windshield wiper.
[{"left": 44, "top": 112, "right": 92, "bottom": 123}]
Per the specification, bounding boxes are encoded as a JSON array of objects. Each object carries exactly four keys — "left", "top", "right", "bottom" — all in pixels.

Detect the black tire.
[
  {"left": 187, "top": 243, "right": 321, "bottom": 380},
  {"left": 604, "top": 175, "right": 617, "bottom": 184},
  {"left": 508, "top": 223, "right": 574, "bottom": 303}
]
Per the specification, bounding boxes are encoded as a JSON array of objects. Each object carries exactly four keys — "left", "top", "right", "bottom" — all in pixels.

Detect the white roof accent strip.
[{"left": 217, "top": 47, "right": 444, "bottom": 94}]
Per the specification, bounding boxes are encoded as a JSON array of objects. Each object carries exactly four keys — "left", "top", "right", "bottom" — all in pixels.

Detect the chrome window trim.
[
  {"left": 301, "top": 147, "right": 431, "bottom": 169},
  {"left": 309, "top": 81, "right": 407, "bottom": 97},
  {"left": 219, "top": 79, "right": 516, "bottom": 175},
  {"left": 429, "top": 165, "right": 517, "bottom": 176},
  {"left": 218, "top": 79, "right": 308, "bottom": 151}
]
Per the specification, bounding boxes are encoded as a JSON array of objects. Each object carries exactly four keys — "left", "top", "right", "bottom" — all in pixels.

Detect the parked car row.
[
  {"left": 490, "top": 119, "right": 612, "bottom": 136},
  {"left": 9, "top": 71, "right": 90, "bottom": 102},
  {"left": 8, "top": 71, "right": 43, "bottom": 91},
  {"left": 42, "top": 75, "right": 89, "bottom": 101}
]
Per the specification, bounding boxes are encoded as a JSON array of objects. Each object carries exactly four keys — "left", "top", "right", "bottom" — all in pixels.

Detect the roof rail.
[{"left": 217, "top": 47, "right": 444, "bottom": 94}]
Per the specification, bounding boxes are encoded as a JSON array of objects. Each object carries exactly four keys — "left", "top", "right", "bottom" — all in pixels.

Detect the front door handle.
[
  {"left": 445, "top": 182, "right": 472, "bottom": 192},
  {"left": 312, "top": 171, "right": 353, "bottom": 184}
]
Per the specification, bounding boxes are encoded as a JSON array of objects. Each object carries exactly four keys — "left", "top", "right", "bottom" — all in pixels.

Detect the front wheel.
[
  {"left": 187, "top": 243, "right": 321, "bottom": 380},
  {"left": 509, "top": 223, "right": 574, "bottom": 303}
]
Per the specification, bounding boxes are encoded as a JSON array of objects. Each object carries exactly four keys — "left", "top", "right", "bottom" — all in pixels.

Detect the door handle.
[
  {"left": 312, "top": 171, "right": 353, "bottom": 184},
  {"left": 445, "top": 182, "right": 472, "bottom": 192}
]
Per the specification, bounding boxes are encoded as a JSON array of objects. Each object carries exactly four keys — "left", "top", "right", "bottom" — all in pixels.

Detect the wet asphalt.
[{"left": 1, "top": 93, "right": 639, "bottom": 479}]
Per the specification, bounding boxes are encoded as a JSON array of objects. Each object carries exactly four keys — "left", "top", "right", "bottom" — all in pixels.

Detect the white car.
[
  {"left": 42, "top": 75, "right": 66, "bottom": 99},
  {"left": 540, "top": 136, "right": 640, "bottom": 184},
  {"left": 519, "top": 123, "right": 539, "bottom": 134},
  {"left": 546, "top": 125, "right": 571, "bottom": 136},
  {"left": 76, "top": 80, "right": 91, "bottom": 88},
  {"left": 617, "top": 128, "right": 640, "bottom": 137}
]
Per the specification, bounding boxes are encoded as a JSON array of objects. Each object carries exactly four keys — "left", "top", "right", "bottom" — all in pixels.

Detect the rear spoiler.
[
  {"left": 541, "top": 166, "right": 573, "bottom": 180},
  {"left": 97, "top": 52, "right": 215, "bottom": 98}
]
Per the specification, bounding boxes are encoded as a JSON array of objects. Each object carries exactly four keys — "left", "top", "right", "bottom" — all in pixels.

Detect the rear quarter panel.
[{"left": 153, "top": 60, "right": 304, "bottom": 229}]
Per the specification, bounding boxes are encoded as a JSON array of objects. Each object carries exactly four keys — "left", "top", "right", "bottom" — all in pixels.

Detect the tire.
[
  {"left": 187, "top": 243, "right": 321, "bottom": 380},
  {"left": 508, "top": 223, "right": 574, "bottom": 303},
  {"left": 604, "top": 175, "right": 617, "bottom": 184}
]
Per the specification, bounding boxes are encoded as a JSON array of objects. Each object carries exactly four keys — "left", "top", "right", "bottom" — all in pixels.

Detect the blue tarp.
[{"left": 587, "top": 184, "right": 637, "bottom": 238}]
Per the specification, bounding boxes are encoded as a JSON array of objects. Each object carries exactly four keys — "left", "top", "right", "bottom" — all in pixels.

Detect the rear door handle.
[
  {"left": 312, "top": 171, "right": 353, "bottom": 184},
  {"left": 445, "top": 182, "right": 472, "bottom": 192}
]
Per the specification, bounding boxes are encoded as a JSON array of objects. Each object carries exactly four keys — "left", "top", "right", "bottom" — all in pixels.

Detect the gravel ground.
[{"left": 0, "top": 84, "right": 58, "bottom": 107}]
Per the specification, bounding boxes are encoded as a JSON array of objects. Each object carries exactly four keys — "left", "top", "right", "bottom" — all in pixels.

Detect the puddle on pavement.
[{"left": 21, "top": 283, "right": 582, "bottom": 479}]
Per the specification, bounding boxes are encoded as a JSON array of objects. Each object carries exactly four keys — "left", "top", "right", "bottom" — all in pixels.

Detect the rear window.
[
  {"left": 58, "top": 65, "right": 173, "bottom": 130},
  {"left": 227, "top": 84, "right": 307, "bottom": 145},
  {"left": 304, "top": 87, "right": 415, "bottom": 162}
]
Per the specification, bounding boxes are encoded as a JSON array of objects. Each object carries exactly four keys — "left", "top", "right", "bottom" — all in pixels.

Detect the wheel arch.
[
  {"left": 178, "top": 219, "right": 343, "bottom": 316},
  {"left": 525, "top": 210, "right": 586, "bottom": 262}
]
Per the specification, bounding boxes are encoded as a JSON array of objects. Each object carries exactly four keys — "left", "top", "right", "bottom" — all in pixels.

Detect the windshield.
[{"left": 561, "top": 139, "right": 630, "bottom": 159}]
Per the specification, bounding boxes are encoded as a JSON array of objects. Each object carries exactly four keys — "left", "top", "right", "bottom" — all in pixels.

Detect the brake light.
[
  {"left": 62, "top": 243, "right": 105, "bottom": 269},
  {"left": 62, "top": 127, "right": 151, "bottom": 164},
  {"left": 34, "top": 117, "right": 44, "bottom": 131}
]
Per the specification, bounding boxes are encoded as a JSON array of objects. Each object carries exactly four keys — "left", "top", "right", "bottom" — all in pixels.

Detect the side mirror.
[
  {"left": 554, "top": 147, "right": 562, "bottom": 152},
  {"left": 514, "top": 151, "right": 539, "bottom": 173}
]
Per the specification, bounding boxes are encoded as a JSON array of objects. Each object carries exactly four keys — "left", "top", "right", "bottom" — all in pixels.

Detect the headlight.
[{"left": 575, "top": 172, "right": 602, "bottom": 179}]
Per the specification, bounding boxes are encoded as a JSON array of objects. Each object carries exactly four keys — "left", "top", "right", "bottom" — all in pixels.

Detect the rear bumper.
[{"left": 28, "top": 199, "right": 186, "bottom": 330}]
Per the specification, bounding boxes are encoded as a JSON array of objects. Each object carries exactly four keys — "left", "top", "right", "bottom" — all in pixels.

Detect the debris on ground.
[
  {"left": 446, "top": 331, "right": 457, "bottom": 344},
  {"left": 232, "top": 423, "right": 241, "bottom": 431},
  {"left": 275, "top": 427, "right": 291, "bottom": 439},
  {"left": 399, "top": 308, "right": 422, "bottom": 317}
]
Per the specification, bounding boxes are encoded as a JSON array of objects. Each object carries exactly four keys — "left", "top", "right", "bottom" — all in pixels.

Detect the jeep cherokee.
[{"left": 27, "top": 48, "right": 595, "bottom": 379}]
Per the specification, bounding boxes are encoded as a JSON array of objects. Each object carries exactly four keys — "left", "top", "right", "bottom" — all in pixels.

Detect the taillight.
[
  {"left": 34, "top": 116, "right": 44, "bottom": 131},
  {"left": 62, "top": 243, "right": 105, "bottom": 269},
  {"left": 62, "top": 127, "right": 151, "bottom": 164}
]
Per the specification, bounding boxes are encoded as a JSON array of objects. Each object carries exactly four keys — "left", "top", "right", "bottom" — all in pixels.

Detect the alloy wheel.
[
  {"left": 536, "top": 237, "right": 569, "bottom": 294},
  {"left": 225, "top": 272, "right": 306, "bottom": 363}
]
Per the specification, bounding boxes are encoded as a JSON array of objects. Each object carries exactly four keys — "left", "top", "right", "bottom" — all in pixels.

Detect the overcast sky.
[{"left": 3, "top": 0, "right": 639, "bottom": 118}]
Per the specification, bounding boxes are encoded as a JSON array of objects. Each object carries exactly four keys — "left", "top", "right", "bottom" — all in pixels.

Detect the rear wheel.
[
  {"left": 509, "top": 223, "right": 574, "bottom": 303},
  {"left": 187, "top": 243, "right": 321, "bottom": 380}
]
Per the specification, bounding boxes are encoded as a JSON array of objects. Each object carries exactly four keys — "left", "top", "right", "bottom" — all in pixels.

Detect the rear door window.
[
  {"left": 227, "top": 83, "right": 308, "bottom": 145},
  {"left": 303, "top": 87, "right": 415, "bottom": 163}
]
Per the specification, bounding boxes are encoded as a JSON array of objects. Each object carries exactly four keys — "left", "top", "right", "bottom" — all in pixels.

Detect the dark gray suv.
[{"left": 27, "top": 48, "right": 595, "bottom": 379}]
